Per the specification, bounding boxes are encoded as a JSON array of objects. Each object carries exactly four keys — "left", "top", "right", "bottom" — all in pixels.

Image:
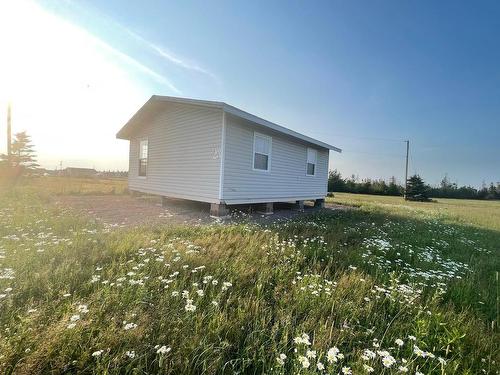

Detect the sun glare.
[{"left": 0, "top": 0, "right": 148, "bottom": 169}]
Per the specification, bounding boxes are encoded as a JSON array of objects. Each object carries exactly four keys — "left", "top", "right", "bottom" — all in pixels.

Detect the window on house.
[
  {"left": 306, "top": 148, "right": 317, "bottom": 176},
  {"left": 138, "top": 140, "right": 148, "bottom": 177},
  {"left": 253, "top": 133, "right": 271, "bottom": 171}
]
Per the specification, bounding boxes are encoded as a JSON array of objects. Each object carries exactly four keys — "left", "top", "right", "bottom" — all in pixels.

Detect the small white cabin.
[{"left": 116, "top": 96, "right": 341, "bottom": 216}]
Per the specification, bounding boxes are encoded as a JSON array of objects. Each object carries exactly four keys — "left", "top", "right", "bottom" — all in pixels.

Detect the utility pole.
[
  {"left": 404, "top": 140, "right": 409, "bottom": 200},
  {"left": 7, "top": 103, "right": 12, "bottom": 158}
]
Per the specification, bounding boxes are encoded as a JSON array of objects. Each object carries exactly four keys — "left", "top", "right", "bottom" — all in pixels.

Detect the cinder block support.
[
  {"left": 314, "top": 198, "right": 325, "bottom": 208},
  {"left": 294, "top": 200, "right": 305, "bottom": 210},
  {"left": 210, "top": 203, "right": 228, "bottom": 217},
  {"left": 258, "top": 202, "right": 274, "bottom": 215},
  {"left": 161, "top": 196, "right": 168, "bottom": 207}
]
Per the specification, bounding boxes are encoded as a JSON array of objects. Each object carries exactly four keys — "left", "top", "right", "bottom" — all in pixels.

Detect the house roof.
[{"left": 116, "top": 95, "right": 342, "bottom": 152}]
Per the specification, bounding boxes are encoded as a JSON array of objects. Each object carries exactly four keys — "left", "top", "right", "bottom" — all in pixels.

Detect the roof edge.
[
  {"left": 222, "top": 103, "right": 341, "bottom": 152},
  {"left": 116, "top": 95, "right": 342, "bottom": 153}
]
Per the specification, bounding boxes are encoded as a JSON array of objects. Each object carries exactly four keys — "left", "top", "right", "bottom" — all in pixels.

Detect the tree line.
[{"left": 328, "top": 170, "right": 500, "bottom": 200}]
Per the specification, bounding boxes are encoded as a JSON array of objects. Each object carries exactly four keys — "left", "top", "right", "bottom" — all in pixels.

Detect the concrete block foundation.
[
  {"left": 314, "top": 198, "right": 325, "bottom": 208},
  {"left": 210, "top": 203, "right": 228, "bottom": 217}
]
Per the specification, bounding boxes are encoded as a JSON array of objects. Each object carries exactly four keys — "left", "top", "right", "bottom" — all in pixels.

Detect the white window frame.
[
  {"left": 138, "top": 138, "right": 148, "bottom": 178},
  {"left": 252, "top": 132, "right": 272, "bottom": 172},
  {"left": 306, "top": 147, "right": 317, "bottom": 176}
]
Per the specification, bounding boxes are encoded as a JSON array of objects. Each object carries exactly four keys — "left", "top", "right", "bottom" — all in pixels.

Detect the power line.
[
  {"left": 314, "top": 133, "right": 406, "bottom": 143},
  {"left": 341, "top": 149, "right": 406, "bottom": 158}
]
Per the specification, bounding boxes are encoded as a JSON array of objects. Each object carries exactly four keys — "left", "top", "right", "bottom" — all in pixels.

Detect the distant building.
[{"left": 63, "top": 167, "right": 97, "bottom": 178}]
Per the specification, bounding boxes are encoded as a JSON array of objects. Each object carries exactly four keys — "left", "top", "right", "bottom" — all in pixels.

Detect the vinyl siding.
[
  {"left": 128, "top": 102, "right": 222, "bottom": 203},
  {"left": 222, "top": 114, "right": 329, "bottom": 204}
]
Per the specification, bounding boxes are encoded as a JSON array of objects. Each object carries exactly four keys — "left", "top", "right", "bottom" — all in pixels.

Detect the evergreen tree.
[
  {"left": 327, "top": 169, "right": 346, "bottom": 192},
  {"left": 387, "top": 176, "right": 401, "bottom": 196},
  {"left": 0, "top": 132, "right": 39, "bottom": 175},
  {"left": 405, "top": 174, "right": 430, "bottom": 201}
]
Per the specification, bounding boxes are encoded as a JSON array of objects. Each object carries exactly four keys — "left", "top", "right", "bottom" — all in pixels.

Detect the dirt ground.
[{"left": 54, "top": 194, "right": 348, "bottom": 228}]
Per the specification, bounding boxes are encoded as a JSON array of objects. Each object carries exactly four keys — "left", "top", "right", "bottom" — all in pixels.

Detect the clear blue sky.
[{"left": 6, "top": 0, "right": 500, "bottom": 187}]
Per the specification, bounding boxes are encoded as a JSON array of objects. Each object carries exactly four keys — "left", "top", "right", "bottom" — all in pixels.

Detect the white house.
[{"left": 116, "top": 96, "right": 341, "bottom": 216}]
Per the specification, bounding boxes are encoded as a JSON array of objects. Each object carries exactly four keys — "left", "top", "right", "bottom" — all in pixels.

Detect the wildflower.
[
  {"left": 298, "top": 355, "right": 310, "bottom": 369},
  {"left": 413, "top": 346, "right": 425, "bottom": 357},
  {"left": 377, "top": 350, "right": 390, "bottom": 357},
  {"left": 185, "top": 300, "right": 196, "bottom": 312},
  {"left": 156, "top": 345, "right": 171, "bottom": 355},
  {"left": 182, "top": 290, "right": 190, "bottom": 299},
  {"left": 395, "top": 338, "right": 404, "bottom": 346},
  {"left": 91, "top": 275, "right": 100, "bottom": 283},
  {"left": 125, "top": 350, "right": 135, "bottom": 359},
  {"left": 293, "top": 333, "right": 311, "bottom": 346},
  {"left": 363, "top": 364, "right": 375, "bottom": 373},
  {"left": 341, "top": 367, "right": 352, "bottom": 374},
  {"left": 211, "top": 300, "right": 219, "bottom": 307},
  {"left": 362, "top": 349, "right": 376, "bottom": 360},
  {"left": 327, "top": 346, "right": 341, "bottom": 363},
  {"left": 171, "top": 291, "right": 179, "bottom": 297},
  {"left": 276, "top": 353, "right": 286, "bottom": 365},
  {"left": 196, "top": 289, "right": 204, "bottom": 297},
  {"left": 398, "top": 366, "right": 408, "bottom": 372},
  {"left": 70, "top": 314, "right": 80, "bottom": 322},
  {"left": 317, "top": 362, "right": 325, "bottom": 370},
  {"left": 77, "top": 304, "right": 89, "bottom": 314},
  {"left": 306, "top": 349, "right": 316, "bottom": 359},
  {"left": 123, "top": 322, "right": 137, "bottom": 330},
  {"left": 382, "top": 355, "right": 396, "bottom": 368},
  {"left": 408, "top": 335, "right": 416, "bottom": 341},
  {"left": 416, "top": 372, "right": 424, "bottom": 375},
  {"left": 67, "top": 323, "right": 76, "bottom": 329},
  {"left": 92, "top": 350, "right": 104, "bottom": 357},
  {"left": 222, "top": 281, "right": 232, "bottom": 291}
]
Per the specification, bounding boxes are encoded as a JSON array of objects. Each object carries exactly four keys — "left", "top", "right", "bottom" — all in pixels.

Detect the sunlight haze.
[{"left": 0, "top": 0, "right": 498, "bottom": 186}]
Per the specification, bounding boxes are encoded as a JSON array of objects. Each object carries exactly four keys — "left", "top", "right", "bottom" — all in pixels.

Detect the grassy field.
[
  {"left": 0, "top": 179, "right": 498, "bottom": 374},
  {"left": 28, "top": 176, "right": 129, "bottom": 196},
  {"left": 329, "top": 192, "right": 500, "bottom": 232}
]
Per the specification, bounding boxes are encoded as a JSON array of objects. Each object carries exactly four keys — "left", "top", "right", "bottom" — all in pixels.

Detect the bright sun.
[{"left": 0, "top": 0, "right": 148, "bottom": 169}]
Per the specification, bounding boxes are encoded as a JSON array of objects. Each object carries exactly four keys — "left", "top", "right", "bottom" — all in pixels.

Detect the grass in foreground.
[{"left": 0, "top": 188, "right": 498, "bottom": 374}]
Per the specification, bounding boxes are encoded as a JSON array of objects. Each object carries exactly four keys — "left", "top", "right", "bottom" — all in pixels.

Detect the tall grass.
[{"left": 0, "top": 189, "right": 498, "bottom": 374}]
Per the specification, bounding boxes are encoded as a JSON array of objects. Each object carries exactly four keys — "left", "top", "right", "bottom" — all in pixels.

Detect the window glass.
[
  {"left": 139, "top": 140, "right": 148, "bottom": 176},
  {"left": 140, "top": 140, "right": 148, "bottom": 159},
  {"left": 306, "top": 148, "right": 317, "bottom": 175},
  {"left": 307, "top": 162, "right": 315, "bottom": 176},
  {"left": 254, "top": 135, "right": 270, "bottom": 154},
  {"left": 253, "top": 133, "right": 271, "bottom": 171},
  {"left": 254, "top": 153, "right": 268, "bottom": 170}
]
